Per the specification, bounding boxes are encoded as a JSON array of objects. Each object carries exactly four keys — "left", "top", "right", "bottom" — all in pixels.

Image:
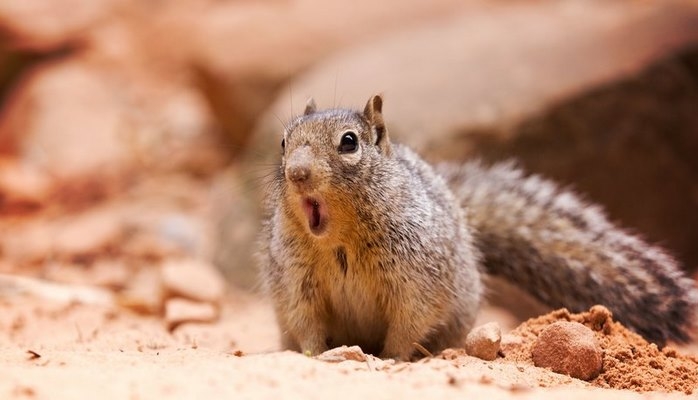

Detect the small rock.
[
  {"left": 315, "top": 346, "right": 367, "bottom": 363},
  {"left": 0, "top": 161, "right": 51, "bottom": 207},
  {"left": 465, "top": 322, "right": 501, "bottom": 361},
  {"left": 532, "top": 321, "right": 603, "bottom": 381},
  {"left": 52, "top": 211, "right": 123, "bottom": 259},
  {"left": 165, "top": 298, "right": 219, "bottom": 330},
  {"left": 161, "top": 259, "right": 226, "bottom": 303},
  {"left": 118, "top": 267, "right": 164, "bottom": 314},
  {"left": 88, "top": 260, "right": 131, "bottom": 289}
]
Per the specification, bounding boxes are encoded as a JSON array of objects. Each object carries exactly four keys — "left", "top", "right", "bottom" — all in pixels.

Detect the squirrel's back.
[{"left": 437, "top": 160, "right": 698, "bottom": 345}]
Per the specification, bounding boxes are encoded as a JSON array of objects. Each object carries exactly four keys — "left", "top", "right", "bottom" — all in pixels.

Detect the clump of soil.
[
  {"left": 531, "top": 321, "right": 603, "bottom": 380},
  {"left": 502, "top": 305, "right": 698, "bottom": 394}
]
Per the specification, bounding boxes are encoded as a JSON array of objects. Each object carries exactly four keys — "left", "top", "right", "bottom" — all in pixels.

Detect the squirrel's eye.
[
  {"left": 281, "top": 138, "right": 285, "bottom": 150},
  {"left": 338, "top": 131, "right": 358, "bottom": 154}
]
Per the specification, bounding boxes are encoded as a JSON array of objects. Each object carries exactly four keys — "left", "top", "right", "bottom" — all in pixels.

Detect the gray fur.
[
  {"left": 259, "top": 96, "right": 697, "bottom": 359},
  {"left": 438, "top": 160, "right": 698, "bottom": 345}
]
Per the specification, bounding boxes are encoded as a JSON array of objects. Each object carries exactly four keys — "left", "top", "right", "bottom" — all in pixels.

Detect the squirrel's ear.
[
  {"left": 304, "top": 98, "right": 317, "bottom": 115},
  {"left": 363, "top": 94, "right": 392, "bottom": 156}
]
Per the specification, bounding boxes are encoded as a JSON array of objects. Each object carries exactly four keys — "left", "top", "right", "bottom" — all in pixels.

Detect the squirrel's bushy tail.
[{"left": 437, "top": 161, "right": 698, "bottom": 345}]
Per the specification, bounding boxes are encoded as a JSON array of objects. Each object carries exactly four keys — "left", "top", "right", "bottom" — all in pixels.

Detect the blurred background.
[{"left": 1, "top": 0, "right": 697, "bottom": 323}]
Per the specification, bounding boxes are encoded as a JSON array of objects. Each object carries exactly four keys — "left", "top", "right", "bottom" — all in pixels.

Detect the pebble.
[
  {"left": 118, "top": 267, "right": 164, "bottom": 314},
  {"left": 532, "top": 321, "right": 603, "bottom": 380},
  {"left": 465, "top": 322, "right": 501, "bottom": 361},
  {"left": 52, "top": 211, "right": 123, "bottom": 257},
  {"left": 165, "top": 297, "right": 219, "bottom": 330},
  {"left": 315, "top": 346, "right": 367, "bottom": 362},
  {"left": 161, "top": 259, "right": 226, "bottom": 303},
  {"left": 0, "top": 162, "right": 50, "bottom": 206}
]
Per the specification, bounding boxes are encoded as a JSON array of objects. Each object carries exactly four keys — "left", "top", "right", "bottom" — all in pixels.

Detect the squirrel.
[{"left": 258, "top": 94, "right": 698, "bottom": 360}]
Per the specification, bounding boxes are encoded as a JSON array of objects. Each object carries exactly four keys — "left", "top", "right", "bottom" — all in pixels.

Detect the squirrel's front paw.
[
  {"left": 299, "top": 338, "right": 328, "bottom": 357},
  {"left": 381, "top": 325, "right": 428, "bottom": 361},
  {"left": 379, "top": 342, "right": 415, "bottom": 361}
]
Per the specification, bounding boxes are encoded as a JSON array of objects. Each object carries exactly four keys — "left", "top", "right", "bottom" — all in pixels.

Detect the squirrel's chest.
[
  {"left": 313, "top": 246, "right": 389, "bottom": 347},
  {"left": 316, "top": 245, "right": 382, "bottom": 307}
]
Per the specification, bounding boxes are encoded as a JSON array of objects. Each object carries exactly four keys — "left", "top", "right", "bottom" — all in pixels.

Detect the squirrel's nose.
[
  {"left": 285, "top": 145, "right": 314, "bottom": 186},
  {"left": 287, "top": 165, "right": 311, "bottom": 183}
]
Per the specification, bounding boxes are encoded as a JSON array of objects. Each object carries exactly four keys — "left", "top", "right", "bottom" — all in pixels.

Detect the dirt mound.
[{"left": 502, "top": 305, "right": 698, "bottom": 394}]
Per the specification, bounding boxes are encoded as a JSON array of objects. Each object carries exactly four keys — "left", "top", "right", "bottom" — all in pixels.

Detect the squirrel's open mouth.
[{"left": 302, "top": 196, "right": 328, "bottom": 236}]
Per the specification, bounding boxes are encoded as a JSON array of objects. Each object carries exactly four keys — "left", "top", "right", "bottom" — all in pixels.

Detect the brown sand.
[{"left": 502, "top": 305, "right": 698, "bottom": 394}]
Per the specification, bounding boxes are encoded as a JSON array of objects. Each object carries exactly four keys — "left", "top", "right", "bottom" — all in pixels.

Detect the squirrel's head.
[{"left": 280, "top": 94, "right": 392, "bottom": 237}]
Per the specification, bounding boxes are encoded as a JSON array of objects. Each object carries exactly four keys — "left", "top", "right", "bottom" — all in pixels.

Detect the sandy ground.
[
  {"left": 1, "top": 285, "right": 696, "bottom": 400},
  {"left": 1, "top": 1, "right": 697, "bottom": 398}
]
